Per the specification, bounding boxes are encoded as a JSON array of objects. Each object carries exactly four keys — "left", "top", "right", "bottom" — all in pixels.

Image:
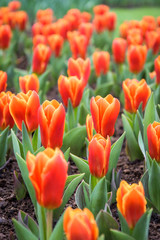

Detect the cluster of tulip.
[{"left": 0, "top": 1, "right": 160, "bottom": 240}]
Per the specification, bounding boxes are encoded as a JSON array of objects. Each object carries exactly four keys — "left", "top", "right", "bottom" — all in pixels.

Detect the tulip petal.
[
  {"left": 147, "top": 124, "right": 159, "bottom": 160},
  {"left": 90, "top": 97, "right": 99, "bottom": 133},
  {"left": 38, "top": 106, "right": 49, "bottom": 148}
]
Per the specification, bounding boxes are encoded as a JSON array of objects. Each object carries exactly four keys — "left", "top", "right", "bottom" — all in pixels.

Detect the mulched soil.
[{"left": 0, "top": 85, "right": 160, "bottom": 239}]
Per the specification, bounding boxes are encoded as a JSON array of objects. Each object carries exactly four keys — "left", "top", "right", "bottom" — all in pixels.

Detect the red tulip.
[
  {"left": 106, "top": 12, "right": 117, "bottom": 31},
  {"left": 154, "top": 56, "right": 160, "bottom": 84},
  {"left": 0, "top": 71, "right": 7, "bottom": 92},
  {"left": 0, "top": 25, "right": 12, "bottom": 49},
  {"left": 145, "top": 31, "right": 160, "bottom": 55},
  {"left": 16, "top": 11, "right": 28, "bottom": 31},
  {"left": 147, "top": 122, "right": 160, "bottom": 162},
  {"left": 112, "top": 38, "right": 127, "bottom": 64},
  {"left": 47, "top": 34, "right": 64, "bottom": 57},
  {"left": 93, "top": 51, "right": 110, "bottom": 76},
  {"left": 93, "top": 4, "right": 109, "bottom": 15},
  {"left": 27, "top": 147, "right": 68, "bottom": 209},
  {"left": 78, "top": 23, "right": 93, "bottom": 44},
  {"left": 33, "top": 35, "right": 47, "bottom": 48},
  {"left": 19, "top": 74, "right": 39, "bottom": 93},
  {"left": 90, "top": 94, "right": 120, "bottom": 137},
  {"left": 8, "top": 1, "right": 21, "bottom": 11},
  {"left": 38, "top": 99, "right": 65, "bottom": 149},
  {"left": 86, "top": 114, "right": 94, "bottom": 141}
]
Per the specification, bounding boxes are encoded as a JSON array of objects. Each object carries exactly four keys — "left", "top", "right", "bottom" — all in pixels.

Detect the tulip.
[
  {"left": 27, "top": 147, "right": 68, "bottom": 209},
  {"left": 106, "top": 12, "right": 117, "bottom": 31},
  {"left": 86, "top": 114, "right": 94, "bottom": 141},
  {"left": 142, "top": 16, "right": 156, "bottom": 31},
  {"left": 147, "top": 122, "right": 160, "bottom": 162},
  {"left": 154, "top": 56, "right": 160, "bottom": 84},
  {"left": 32, "top": 43, "right": 51, "bottom": 75},
  {"left": 149, "top": 71, "right": 156, "bottom": 80},
  {"left": 145, "top": 31, "right": 160, "bottom": 55},
  {"left": 93, "top": 4, "right": 109, "bottom": 15},
  {"left": 47, "top": 34, "right": 64, "bottom": 57},
  {"left": 9, "top": 90, "right": 40, "bottom": 132},
  {"left": 8, "top": 1, "right": 21, "bottom": 11},
  {"left": 0, "top": 25, "right": 12, "bottom": 49},
  {"left": 16, "top": 11, "right": 28, "bottom": 31},
  {"left": 0, "top": 91, "right": 14, "bottom": 130},
  {"left": 90, "top": 94, "right": 120, "bottom": 137},
  {"left": 56, "top": 19, "right": 70, "bottom": 39},
  {"left": 127, "top": 28, "right": 143, "bottom": 46},
  {"left": 19, "top": 74, "right": 39, "bottom": 93},
  {"left": 122, "top": 78, "right": 151, "bottom": 113},
  {"left": 93, "top": 14, "right": 107, "bottom": 33},
  {"left": 119, "top": 21, "right": 129, "bottom": 38},
  {"left": 117, "top": 180, "right": 146, "bottom": 229},
  {"left": 93, "top": 51, "right": 110, "bottom": 77},
  {"left": 127, "top": 45, "right": 147, "bottom": 73},
  {"left": 64, "top": 207, "right": 99, "bottom": 240},
  {"left": 42, "top": 23, "right": 57, "bottom": 37},
  {"left": 36, "top": 9, "right": 53, "bottom": 25},
  {"left": 78, "top": 23, "right": 93, "bottom": 44},
  {"left": 112, "top": 38, "right": 127, "bottom": 64},
  {"left": 67, "top": 57, "right": 91, "bottom": 87},
  {"left": 0, "top": 71, "right": 7, "bottom": 92},
  {"left": 58, "top": 75, "right": 85, "bottom": 108},
  {"left": 33, "top": 35, "right": 47, "bottom": 48},
  {"left": 80, "top": 12, "right": 92, "bottom": 23},
  {"left": 32, "top": 22, "right": 43, "bottom": 36},
  {"left": 88, "top": 134, "right": 111, "bottom": 178},
  {"left": 38, "top": 99, "right": 65, "bottom": 149}
]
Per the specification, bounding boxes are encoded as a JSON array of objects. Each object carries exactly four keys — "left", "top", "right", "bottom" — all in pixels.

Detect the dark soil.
[{"left": 0, "top": 86, "right": 160, "bottom": 239}]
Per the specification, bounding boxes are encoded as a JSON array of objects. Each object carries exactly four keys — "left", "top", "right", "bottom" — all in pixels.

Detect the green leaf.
[
  {"left": 64, "top": 148, "right": 70, "bottom": 162},
  {"left": 90, "top": 177, "right": 108, "bottom": 217},
  {"left": 0, "top": 127, "right": 9, "bottom": 167},
  {"left": 122, "top": 114, "right": 143, "bottom": 161},
  {"left": 106, "top": 132, "right": 125, "bottom": 181},
  {"left": 16, "top": 153, "right": 36, "bottom": 209},
  {"left": 65, "top": 174, "right": 83, "bottom": 190},
  {"left": 67, "top": 99, "right": 76, "bottom": 130},
  {"left": 138, "top": 132, "right": 146, "bottom": 158},
  {"left": 96, "top": 210, "right": 118, "bottom": 239},
  {"left": 32, "top": 127, "right": 41, "bottom": 153},
  {"left": 62, "top": 126, "right": 87, "bottom": 156},
  {"left": 146, "top": 152, "right": 152, "bottom": 170},
  {"left": 78, "top": 104, "right": 90, "bottom": 125},
  {"left": 49, "top": 214, "right": 64, "bottom": 240},
  {"left": 34, "top": 146, "right": 45, "bottom": 155},
  {"left": 37, "top": 204, "right": 46, "bottom": 240},
  {"left": 148, "top": 160, "right": 160, "bottom": 211},
  {"left": 11, "top": 129, "right": 22, "bottom": 156},
  {"left": 54, "top": 173, "right": 85, "bottom": 220},
  {"left": 132, "top": 209, "right": 152, "bottom": 240},
  {"left": 118, "top": 210, "right": 130, "bottom": 235},
  {"left": 14, "top": 171, "right": 27, "bottom": 201},
  {"left": 75, "top": 180, "right": 90, "bottom": 209},
  {"left": 70, "top": 153, "right": 90, "bottom": 183},
  {"left": 110, "top": 229, "right": 135, "bottom": 240},
  {"left": 137, "top": 110, "right": 144, "bottom": 138},
  {"left": 141, "top": 170, "right": 149, "bottom": 199},
  {"left": 13, "top": 218, "right": 38, "bottom": 240},
  {"left": 22, "top": 122, "right": 33, "bottom": 158},
  {"left": 95, "top": 82, "right": 113, "bottom": 98}
]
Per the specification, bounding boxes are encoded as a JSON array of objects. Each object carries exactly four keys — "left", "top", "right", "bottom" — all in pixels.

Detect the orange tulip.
[
  {"left": 149, "top": 71, "right": 156, "bottom": 80},
  {"left": 9, "top": 90, "right": 40, "bottom": 132},
  {"left": 58, "top": 75, "right": 85, "bottom": 108},
  {"left": 78, "top": 23, "right": 93, "bottom": 44},
  {"left": 27, "top": 148, "right": 68, "bottom": 209},
  {"left": 3, "top": 11, "right": 17, "bottom": 29},
  {"left": 19, "top": 74, "right": 39, "bottom": 93},
  {"left": 145, "top": 31, "right": 160, "bottom": 55},
  {"left": 0, "top": 91, "right": 14, "bottom": 130},
  {"left": 32, "top": 22, "right": 43, "bottom": 36},
  {"left": 64, "top": 207, "right": 99, "bottom": 240},
  {"left": 47, "top": 34, "right": 64, "bottom": 57},
  {"left": 8, "top": 1, "right": 21, "bottom": 11},
  {"left": 117, "top": 180, "right": 146, "bottom": 229},
  {"left": 88, "top": 134, "right": 111, "bottom": 178},
  {"left": 154, "top": 56, "right": 160, "bottom": 84},
  {"left": 86, "top": 114, "right": 94, "bottom": 141},
  {"left": 16, "top": 11, "right": 28, "bottom": 31},
  {"left": 93, "top": 14, "right": 106, "bottom": 33},
  {"left": 93, "top": 4, "right": 109, "bottom": 15},
  {"left": 33, "top": 35, "right": 47, "bottom": 48},
  {"left": 127, "top": 45, "right": 147, "bottom": 73},
  {"left": 112, "top": 38, "right": 127, "bottom": 64},
  {"left": 157, "top": 16, "right": 160, "bottom": 27},
  {"left": 127, "top": 28, "right": 143, "bottom": 46},
  {"left": 0, "top": 25, "right": 12, "bottom": 49},
  {"left": 90, "top": 94, "right": 120, "bottom": 137},
  {"left": 56, "top": 19, "right": 70, "bottom": 39},
  {"left": 106, "top": 12, "right": 117, "bottom": 31},
  {"left": 122, "top": 78, "right": 151, "bottom": 113},
  {"left": 93, "top": 51, "right": 110, "bottom": 77},
  {"left": 0, "top": 71, "right": 7, "bottom": 92},
  {"left": 67, "top": 57, "right": 91, "bottom": 87},
  {"left": 36, "top": 9, "right": 53, "bottom": 25},
  {"left": 41, "top": 23, "right": 57, "bottom": 36},
  {"left": 142, "top": 16, "right": 156, "bottom": 32},
  {"left": 147, "top": 122, "right": 160, "bottom": 162},
  {"left": 80, "top": 12, "right": 92, "bottom": 23},
  {"left": 38, "top": 100, "right": 65, "bottom": 149},
  {"left": 32, "top": 43, "right": 51, "bottom": 75},
  {"left": 119, "top": 21, "right": 129, "bottom": 38}
]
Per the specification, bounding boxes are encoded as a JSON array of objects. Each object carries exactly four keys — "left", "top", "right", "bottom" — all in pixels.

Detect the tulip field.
[{"left": 0, "top": 1, "right": 160, "bottom": 239}]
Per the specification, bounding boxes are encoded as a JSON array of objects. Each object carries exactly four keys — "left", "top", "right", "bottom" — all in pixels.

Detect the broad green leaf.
[
  {"left": 64, "top": 148, "right": 70, "bottom": 162},
  {"left": 78, "top": 104, "right": 90, "bottom": 125},
  {"left": 138, "top": 132, "right": 146, "bottom": 158},
  {"left": 13, "top": 218, "right": 38, "bottom": 240},
  {"left": 110, "top": 230, "right": 135, "bottom": 240},
  {"left": 11, "top": 129, "right": 24, "bottom": 158},
  {"left": 65, "top": 174, "right": 84, "bottom": 190},
  {"left": 16, "top": 153, "right": 36, "bottom": 209},
  {"left": 34, "top": 146, "right": 45, "bottom": 155},
  {"left": 75, "top": 180, "right": 90, "bottom": 209},
  {"left": 54, "top": 173, "right": 85, "bottom": 220},
  {"left": 22, "top": 122, "right": 33, "bottom": 158},
  {"left": 67, "top": 99, "right": 76, "bottom": 130},
  {"left": 90, "top": 177, "right": 108, "bottom": 217},
  {"left": 118, "top": 210, "right": 130, "bottom": 235},
  {"left": 95, "top": 82, "right": 113, "bottom": 97},
  {"left": 32, "top": 127, "right": 41, "bottom": 153},
  {"left": 70, "top": 153, "right": 90, "bottom": 183},
  {"left": 0, "top": 127, "right": 9, "bottom": 167},
  {"left": 146, "top": 151, "right": 152, "bottom": 170},
  {"left": 141, "top": 170, "right": 149, "bottom": 198},
  {"left": 137, "top": 110, "right": 144, "bottom": 138},
  {"left": 49, "top": 214, "right": 64, "bottom": 240}
]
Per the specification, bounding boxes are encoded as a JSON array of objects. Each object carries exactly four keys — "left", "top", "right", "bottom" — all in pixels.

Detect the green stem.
[
  {"left": 46, "top": 209, "right": 53, "bottom": 240},
  {"left": 90, "top": 174, "right": 99, "bottom": 193}
]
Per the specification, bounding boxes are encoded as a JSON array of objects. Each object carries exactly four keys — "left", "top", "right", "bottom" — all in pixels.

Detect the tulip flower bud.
[
  {"left": 88, "top": 134, "right": 111, "bottom": 178},
  {"left": 67, "top": 57, "right": 91, "bottom": 87},
  {"left": 93, "top": 14, "right": 107, "bottom": 33},
  {"left": 0, "top": 71, "right": 7, "bottom": 92},
  {"left": 0, "top": 25, "right": 12, "bottom": 49},
  {"left": 33, "top": 35, "right": 47, "bottom": 48},
  {"left": 58, "top": 75, "right": 85, "bottom": 108},
  {"left": 117, "top": 180, "right": 146, "bottom": 229},
  {"left": 32, "top": 43, "right": 51, "bottom": 75},
  {"left": 106, "top": 12, "right": 117, "bottom": 31},
  {"left": 38, "top": 99, "right": 65, "bottom": 149},
  {"left": 90, "top": 94, "right": 120, "bottom": 137},
  {"left": 127, "top": 28, "right": 143, "bottom": 46},
  {"left": 122, "top": 78, "right": 151, "bottom": 113},
  {"left": 19, "top": 74, "right": 39, "bottom": 93},
  {"left": 80, "top": 12, "right": 92, "bottom": 23},
  {"left": 47, "top": 34, "right": 64, "bottom": 57},
  {"left": 36, "top": 9, "right": 53, "bottom": 25},
  {"left": 64, "top": 207, "right": 99, "bottom": 240},
  {"left": 16, "top": 11, "right": 28, "bottom": 31},
  {"left": 0, "top": 91, "right": 14, "bottom": 130},
  {"left": 32, "top": 22, "right": 43, "bottom": 36},
  {"left": 93, "top": 4, "right": 110, "bottom": 15},
  {"left": 9, "top": 90, "right": 40, "bottom": 132},
  {"left": 154, "top": 56, "right": 160, "bottom": 84},
  {"left": 8, "top": 1, "right": 21, "bottom": 11},
  {"left": 27, "top": 147, "right": 68, "bottom": 209},
  {"left": 78, "top": 23, "right": 93, "bottom": 44},
  {"left": 127, "top": 45, "right": 147, "bottom": 73},
  {"left": 86, "top": 114, "right": 94, "bottom": 141},
  {"left": 147, "top": 122, "right": 160, "bottom": 162},
  {"left": 93, "top": 51, "right": 110, "bottom": 77},
  {"left": 112, "top": 38, "right": 127, "bottom": 64},
  {"left": 145, "top": 31, "right": 160, "bottom": 55}
]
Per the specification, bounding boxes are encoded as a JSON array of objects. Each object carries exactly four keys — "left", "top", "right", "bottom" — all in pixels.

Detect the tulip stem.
[{"left": 46, "top": 209, "right": 53, "bottom": 240}]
